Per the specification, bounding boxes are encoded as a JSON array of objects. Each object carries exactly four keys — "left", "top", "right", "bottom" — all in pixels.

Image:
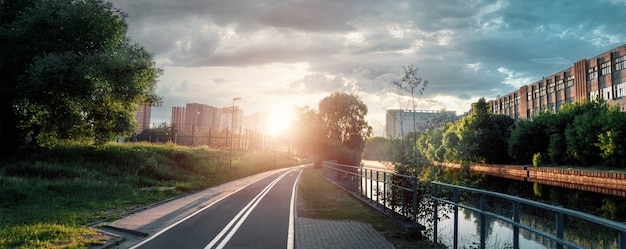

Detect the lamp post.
[{"left": 230, "top": 97, "right": 241, "bottom": 170}]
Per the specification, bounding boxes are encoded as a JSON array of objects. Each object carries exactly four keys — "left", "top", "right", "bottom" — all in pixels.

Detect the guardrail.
[
  {"left": 432, "top": 181, "right": 626, "bottom": 249},
  {"left": 321, "top": 161, "right": 422, "bottom": 231}
]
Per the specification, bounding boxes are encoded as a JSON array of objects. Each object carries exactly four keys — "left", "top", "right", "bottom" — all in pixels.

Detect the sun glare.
[{"left": 268, "top": 111, "right": 292, "bottom": 137}]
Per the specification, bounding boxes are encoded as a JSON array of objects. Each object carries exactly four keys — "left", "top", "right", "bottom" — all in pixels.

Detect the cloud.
[
  {"left": 108, "top": 0, "right": 626, "bottom": 136},
  {"left": 497, "top": 67, "right": 533, "bottom": 88}
]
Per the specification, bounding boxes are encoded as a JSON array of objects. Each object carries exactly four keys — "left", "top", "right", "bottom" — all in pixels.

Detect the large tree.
[
  {"left": 289, "top": 92, "right": 372, "bottom": 166},
  {"left": 318, "top": 92, "right": 373, "bottom": 165},
  {"left": 0, "top": 0, "right": 161, "bottom": 153}
]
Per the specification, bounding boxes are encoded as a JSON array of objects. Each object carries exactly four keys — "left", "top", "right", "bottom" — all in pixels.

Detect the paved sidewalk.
[
  {"left": 96, "top": 166, "right": 395, "bottom": 249},
  {"left": 296, "top": 217, "right": 395, "bottom": 249}
]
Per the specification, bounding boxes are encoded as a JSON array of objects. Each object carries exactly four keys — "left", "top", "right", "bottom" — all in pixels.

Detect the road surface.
[{"left": 130, "top": 168, "right": 302, "bottom": 249}]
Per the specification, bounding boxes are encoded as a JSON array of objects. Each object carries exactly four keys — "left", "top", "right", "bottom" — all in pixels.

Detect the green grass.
[
  {"left": 0, "top": 142, "right": 300, "bottom": 249},
  {"left": 297, "top": 167, "right": 443, "bottom": 249}
]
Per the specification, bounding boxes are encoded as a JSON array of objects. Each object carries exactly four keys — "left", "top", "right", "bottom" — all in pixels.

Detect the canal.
[
  {"left": 360, "top": 161, "right": 626, "bottom": 248},
  {"left": 429, "top": 173, "right": 626, "bottom": 248}
]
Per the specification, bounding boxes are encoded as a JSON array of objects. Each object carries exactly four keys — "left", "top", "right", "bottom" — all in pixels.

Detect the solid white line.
[
  {"left": 206, "top": 170, "right": 292, "bottom": 249},
  {"left": 287, "top": 169, "right": 302, "bottom": 249},
  {"left": 129, "top": 170, "right": 288, "bottom": 249}
]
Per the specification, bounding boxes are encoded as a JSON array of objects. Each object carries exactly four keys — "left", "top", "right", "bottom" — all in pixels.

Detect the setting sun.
[{"left": 267, "top": 111, "right": 293, "bottom": 137}]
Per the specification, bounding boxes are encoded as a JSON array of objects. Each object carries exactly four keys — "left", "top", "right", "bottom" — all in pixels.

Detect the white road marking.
[
  {"left": 287, "top": 170, "right": 303, "bottom": 249},
  {"left": 206, "top": 169, "right": 294, "bottom": 249},
  {"left": 129, "top": 169, "right": 289, "bottom": 249}
]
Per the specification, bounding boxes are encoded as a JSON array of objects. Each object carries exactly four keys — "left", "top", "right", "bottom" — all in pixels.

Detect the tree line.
[
  {"left": 0, "top": 0, "right": 161, "bottom": 157},
  {"left": 367, "top": 97, "right": 626, "bottom": 168}
]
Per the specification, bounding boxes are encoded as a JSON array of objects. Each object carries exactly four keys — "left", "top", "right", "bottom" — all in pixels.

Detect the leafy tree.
[
  {"left": 289, "top": 92, "right": 372, "bottom": 166},
  {"left": 288, "top": 106, "right": 326, "bottom": 166},
  {"left": 455, "top": 98, "right": 513, "bottom": 163},
  {"left": 0, "top": 0, "right": 161, "bottom": 155},
  {"left": 596, "top": 104, "right": 626, "bottom": 167},
  {"left": 363, "top": 136, "right": 390, "bottom": 160},
  {"left": 318, "top": 92, "right": 373, "bottom": 165},
  {"left": 135, "top": 123, "right": 173, "bottom": 143},
  {"left": 508, "top": 118, "right": 549, "bottom": 164}
]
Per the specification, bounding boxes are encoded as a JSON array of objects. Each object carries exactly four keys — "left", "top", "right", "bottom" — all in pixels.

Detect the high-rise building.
[
  {"left": 171, "top": 106, "right": 185, "bottom": 132},
  {"left": 179, "top": 103, "right": 220, "bottom": 132},
  {"left": 220, "top": 106, "right": 243, "bottom": 132},
  {"left": 385, "top": 109, "right": 457, "bottom": 138},
  {"left": 134, "top": 103, "right": 151, "bottom": 134},
  {"left": 244, "top": 111, "right": 269, "bottom": 134},
  {"left": 488, "top": 44, "right": 626, "bottom": 119}
]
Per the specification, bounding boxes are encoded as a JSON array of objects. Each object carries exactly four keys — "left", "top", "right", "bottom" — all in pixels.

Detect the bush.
[{"left": 532, "top": 152, "right": 542, "bottom": 167}]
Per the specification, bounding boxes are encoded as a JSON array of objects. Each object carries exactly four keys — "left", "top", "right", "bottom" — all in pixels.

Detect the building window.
[
  {"left": 602, "top": 86, "right": 612, "bottom": 100},
  {"left": 601, "top": 62, "right": 612, "bottom": 76},
  {"left": 566, "top": 75, "right": 574, "bottom": 87},
  {"left": 589, "top": 90, "right": 600, "bottom": 100},
  {"left": 615, "top": 82, "right": 626, "bottom": 98},
  {"left": 615, "top": 56, "right": 625, "bottom": 71},
  {"left": 587, "top": 67, "right": 597, "bottom": 80},
  {"left": 549, "top": 81, "right": 556, "bottom": 93}
]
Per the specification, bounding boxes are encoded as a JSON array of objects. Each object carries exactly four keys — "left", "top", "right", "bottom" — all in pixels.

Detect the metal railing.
[
  {"left": 432, "top": 181, "right": 626, "bottom": 249},
  {"left": 321, "top": 161, "right": 422, "bottom": 231}
]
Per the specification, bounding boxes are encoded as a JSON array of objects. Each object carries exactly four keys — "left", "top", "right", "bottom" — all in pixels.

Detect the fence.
[
  {"left": 144, "top": 126, "right": 286, "bottom": 152},
  {"left": 323, "top": 160, "right": 626, "bottom": 248},
  {"left": 432, "top": 181, "right": 626, "bottom": 249},
  {"left": 321, "top": 161, "right": 423, "bottom": 232}
]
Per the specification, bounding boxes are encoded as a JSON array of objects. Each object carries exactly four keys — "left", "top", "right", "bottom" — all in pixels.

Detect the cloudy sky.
[{"left": 109, "top": 0, "right": 626, "bottom": 136}]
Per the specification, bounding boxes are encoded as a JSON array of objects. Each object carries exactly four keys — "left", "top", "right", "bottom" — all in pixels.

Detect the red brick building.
[{"left": 489, "top": 44, "right": 626, "bottom": 119}]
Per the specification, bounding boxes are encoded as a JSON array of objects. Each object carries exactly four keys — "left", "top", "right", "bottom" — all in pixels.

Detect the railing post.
[
  {"left": 453, "top": 188, "right": 459, "bottom": 249},
  {"left": 617, "top": 222, "right": 626, "bottom": 249},
  {"left": 433, "top": 184, "right": 439, "bottom": 245},
  {"left": 513, "top": 201, "right": 520, "bottom": 249},
  {"left": 556, "top": 212, "right": 564, "bottom": 249},
  {"left": 375, "top": 171, "right": 379, "bottom": 204},
  {"left": 412, "top": 177, "right": 418, "bottom": 228},
  {"left": 479, "top": 193, "right": 486, "bottom": 249},
  {"left": 369, "top": 169, "right": 373, "bottom": 200},
  {"left": 383, "top": 172, "right": 388, "bottom": 211}
]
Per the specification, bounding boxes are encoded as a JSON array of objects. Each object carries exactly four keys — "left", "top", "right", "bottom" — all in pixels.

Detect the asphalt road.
[{"left": 130, "top": 168, "right": 302, "bottom": 249}]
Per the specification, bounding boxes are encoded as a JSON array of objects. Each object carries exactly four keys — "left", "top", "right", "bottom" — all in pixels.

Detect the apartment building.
[
  {"left": 171, "top": 103, "right": 221, "bottom": 133},
  {"left": 134, "top": 103, "right": 151, "bottom": 134},
  {"left": 219, "top": 106, "right": 243, "bottom": 133},
  {"left": 489, "top": 44, "right": 626, "bottom": 119}
]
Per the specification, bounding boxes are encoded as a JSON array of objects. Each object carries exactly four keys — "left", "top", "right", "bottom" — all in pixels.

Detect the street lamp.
[{"left": 230, "top": 97, "right": 241, "bottom": 170}]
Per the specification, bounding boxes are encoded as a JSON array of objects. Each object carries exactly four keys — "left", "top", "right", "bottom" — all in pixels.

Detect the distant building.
[
  {"left": 244, "top": 111, "right": 270, "bottom": 134},
  {"left": 134, "top": 103, "right": 151, "bottom": 134},
  {"left": 385, "top": 109, "right": 457, "bottom": 138},
  {"left": 487, "top": 44, "right": 626, "bottom": 119},
  {"left": 171, "top": 106, "right": 185, "bottom": 132},
  {"left": 220, "top": 106, "right": 243, "bottom": 133},
  {"left": 170, "top": 103, "right": 221, "bottom": 133}
]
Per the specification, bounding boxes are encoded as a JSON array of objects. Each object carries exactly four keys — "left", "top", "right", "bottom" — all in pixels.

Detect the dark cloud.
[
  {"left": 108, "top": 0, "right": 626, "bottom": 133},
  {"left": 258, "top": 1, "right": 357, "bottom": 31}
]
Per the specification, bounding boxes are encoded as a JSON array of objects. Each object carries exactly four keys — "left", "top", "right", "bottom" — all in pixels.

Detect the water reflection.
[
  {"left": 424, "top": 173, "right": 623, "bottom": 249},
  {"left": 430, "top": 205, "right": 619, "bottom": 249}
]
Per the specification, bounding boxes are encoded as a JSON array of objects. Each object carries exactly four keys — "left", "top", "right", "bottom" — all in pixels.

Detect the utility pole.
[{"left": 230, "top": 97, "right": 241, "bottom": 170}]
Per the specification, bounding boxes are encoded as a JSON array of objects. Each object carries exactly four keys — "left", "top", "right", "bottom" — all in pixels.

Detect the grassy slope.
[{"left": 0, "top": 142, "right": 299, "bottom": 249}]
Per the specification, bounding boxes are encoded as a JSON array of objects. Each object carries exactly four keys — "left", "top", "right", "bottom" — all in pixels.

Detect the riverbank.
[{"left": 434, "top": 162, "right": 626, "bottom": 197}]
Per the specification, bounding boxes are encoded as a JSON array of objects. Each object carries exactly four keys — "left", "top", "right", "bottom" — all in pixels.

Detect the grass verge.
[
  {"left": 0, "top": 142, "right": 300, "bottom": 248},
  {"left": 297, "top": 166, "right": 442, "bottom": 249}
]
